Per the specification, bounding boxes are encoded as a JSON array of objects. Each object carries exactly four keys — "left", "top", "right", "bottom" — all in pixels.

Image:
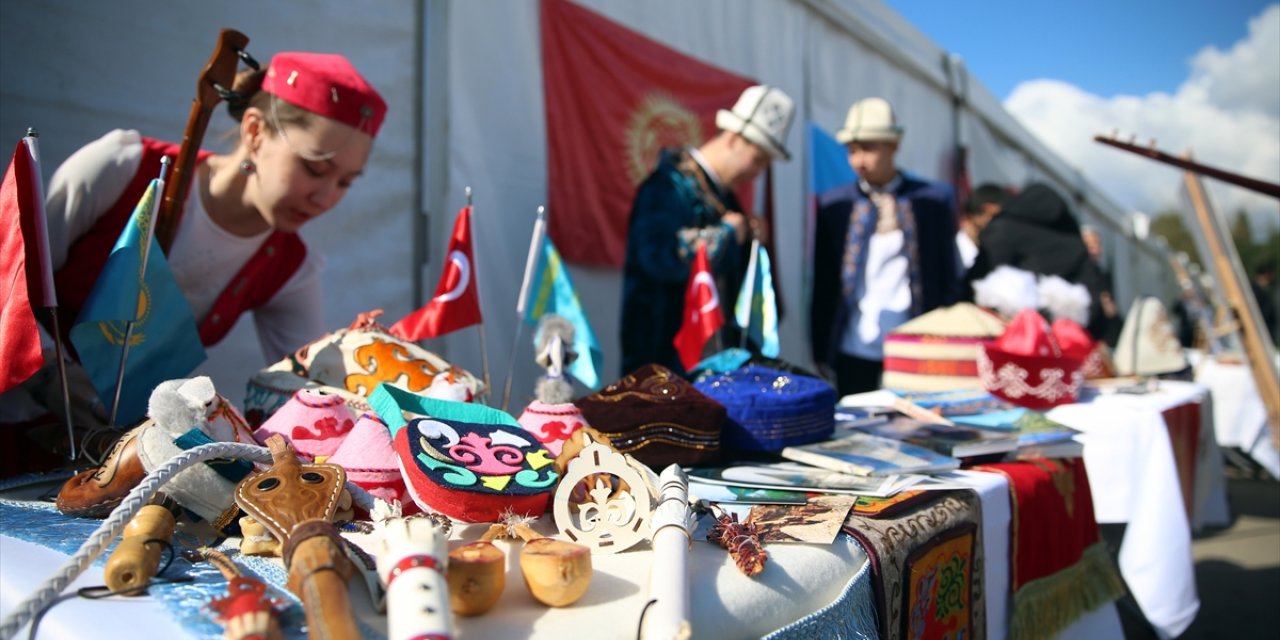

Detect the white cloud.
[{"left": 1005, "top": 4, "right": 1280, "bottom": 236}]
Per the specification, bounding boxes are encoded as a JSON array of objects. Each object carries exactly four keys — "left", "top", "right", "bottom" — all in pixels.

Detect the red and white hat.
[
  {"left": 263, "top": 52, "right": 387, "bottom": 137},
  {"left": 977, "top": 310, "right": 1085, "bottom": 409}
]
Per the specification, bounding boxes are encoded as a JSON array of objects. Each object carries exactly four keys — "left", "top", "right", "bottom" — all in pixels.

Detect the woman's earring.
[{"left": 239, "top": 159, "right": 257, "bottom": 175}]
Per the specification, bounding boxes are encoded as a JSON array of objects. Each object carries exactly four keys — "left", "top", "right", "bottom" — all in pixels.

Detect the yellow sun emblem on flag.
[
  {"left": 96, "top": 282, "right": 152, "bottom": 347},
  {"left": 624, "top": 93, "right": 703, "bottom": 186}
]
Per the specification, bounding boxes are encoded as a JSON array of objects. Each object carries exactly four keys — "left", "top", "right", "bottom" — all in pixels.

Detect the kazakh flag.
[
  {"left": 521, "top": 235, "right": 603, "bottom": 389},
  {"left": 734, "top": 239, "right": 779, "bottom": 358},
  {"left": 70, "top": 179, "right": 206, "bottom": 424}
]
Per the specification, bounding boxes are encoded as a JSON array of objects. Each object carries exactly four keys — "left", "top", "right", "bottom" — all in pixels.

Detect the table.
[
  {"left": 1048, "top": 380, "right": 1229, "bottom": 638},
  {"left": 1195, "top": 357, "right": 1280, "bottom": 478},
  {"left": 0, "top": 493, "right": 876, "bottom": 640}
]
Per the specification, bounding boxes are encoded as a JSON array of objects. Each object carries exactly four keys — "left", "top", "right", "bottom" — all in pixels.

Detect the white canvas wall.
[{"left": 1, "top": 0, "right": 1178, "bottom": 413}]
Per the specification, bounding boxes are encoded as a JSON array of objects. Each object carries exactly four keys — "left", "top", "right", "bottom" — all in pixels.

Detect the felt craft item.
[
  {"left": 243, "top": 369, "right": 372, "bottom": 428},
  {"left": 517, "top": 400, "right": 590, "bottom": 456},
  {"left": 253, "top": 388, "right": 357, "bottom": 461},
  {"left": 693, "top": 366, "right": 836, "bottom": 452},
  {"left": 129, "top": 377, "right": 258, "bottom": 528},
  {"left": 279, "top": 311, "right": 484, "bottom": 402},
  {"left": 262, "top": 51, "right": 387, "bottom": 137},
  {"left": 369, "top": 384, "right": 559, "bottom": 522},
  {"left": 326, "top": 412, "right": 412, "bottom": 512},
  {"left": 1113, "top": 297, "right": 1189, "bottom": 377},
  {"left": 882, "top": 303, "right": 1007, "bottom": 392},
  {"left": 574, "top": 364, "right": 725, "bottom": 468},
  {"left": 978, "top": 310, "right": 1084, "bottom": 410}
]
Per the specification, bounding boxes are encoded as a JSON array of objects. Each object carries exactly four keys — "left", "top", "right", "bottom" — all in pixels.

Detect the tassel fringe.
[{"left": 1009, "top": 542, "right": 1127, "bottom": 640}]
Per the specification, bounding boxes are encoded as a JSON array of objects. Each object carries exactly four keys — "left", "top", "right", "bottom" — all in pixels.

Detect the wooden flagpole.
[{"left": 1182, "top": 162, "right": 1280, "bottom": 446}]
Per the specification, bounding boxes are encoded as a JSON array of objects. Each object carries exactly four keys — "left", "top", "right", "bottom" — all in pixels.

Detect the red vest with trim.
[{"left": 55, "top": 136, "right": 307, "bottom": 348}]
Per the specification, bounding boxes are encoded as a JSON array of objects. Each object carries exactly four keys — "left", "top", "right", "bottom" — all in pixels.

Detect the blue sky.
[
  {"left": 883, "top": 1, "right": 1280, "bottom": 232},
  {"left": 884, "top": 0, "right": 1274, "bottom": 99}
]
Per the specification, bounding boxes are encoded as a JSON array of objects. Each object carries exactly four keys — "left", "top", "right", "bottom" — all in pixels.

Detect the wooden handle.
[
  {"left": 104, "top": 505, "right": 175, "bottom": 594},
  {"left": 286, "top": 534, "right": 360, "bottom": 640}
]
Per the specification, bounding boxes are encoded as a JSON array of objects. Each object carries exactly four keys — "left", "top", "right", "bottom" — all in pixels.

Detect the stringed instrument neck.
[{"left": 156, "top": 28, "right": 250, "bottom": 253}]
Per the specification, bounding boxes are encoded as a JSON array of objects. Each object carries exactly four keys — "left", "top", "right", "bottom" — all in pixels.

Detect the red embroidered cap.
[
  {"left": 977, "top": 310, "right": 1084, "bottom": 409},
  {"left": 262, "top": 52, "right": 387, "bottom": 137}
]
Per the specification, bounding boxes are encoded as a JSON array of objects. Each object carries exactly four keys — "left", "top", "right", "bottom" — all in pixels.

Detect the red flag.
[
  {"left": 673, "top": 244, "right": 724, "bottom": 371},
  {"left": 541, "top": 0, "right": 754, "bottom": 267},
  {"left": 1, "top": 140, "right": 45, "bottom": 392},
  {"left": 391, "top": 206, "right": 483, "bottom": 340}
]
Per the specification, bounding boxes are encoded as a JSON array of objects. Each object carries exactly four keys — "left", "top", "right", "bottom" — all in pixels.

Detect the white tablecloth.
[
  {"left": 1048, "top": 380, "right": 1229, "bottom": 639},
  {"left": 1196, "top": 357, "right": 1280, "bottom": 478},
  {"left": 1, "top": 519, "right": 873, "bottom": 640}
]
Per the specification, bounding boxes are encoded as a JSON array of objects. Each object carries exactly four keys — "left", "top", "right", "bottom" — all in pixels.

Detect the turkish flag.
[
  {"left": 673, "top": 243, "right": 724, "bottom": 371},
  {"left": 541, "top": 0, "right": 754, "bottom": 267},
  {"left": 1, "top": 139, "right": 45, "bottom": 393},
  {"left": 391, "top": 206, "right": 483, "bottom": 340}
]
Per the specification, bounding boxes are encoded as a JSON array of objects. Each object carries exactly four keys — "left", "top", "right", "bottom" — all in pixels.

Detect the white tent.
[{"left": 0, "top": 0, "right": 1178, "bottom": 410}]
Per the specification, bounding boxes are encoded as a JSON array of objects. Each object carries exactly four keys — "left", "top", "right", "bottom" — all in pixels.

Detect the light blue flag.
[
  {"left": 734, "top": 241, "right": 780, "bottom": 358},
  {"left": 809, "top": 123, "right": 857, "bottom": 195},
  {"left": 522, "top": 236, "right": 603, "bottom": 389},
  {"left": 70, "top": 179, "right": 206, "bottom": 425}
]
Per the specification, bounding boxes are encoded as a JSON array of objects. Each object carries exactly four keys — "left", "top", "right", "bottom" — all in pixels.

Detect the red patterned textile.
[{"left": 974, "top": 457, "right": 1125, "bottom": 639}]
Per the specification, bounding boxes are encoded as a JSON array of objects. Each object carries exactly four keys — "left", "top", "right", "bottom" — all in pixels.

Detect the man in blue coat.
[
  {"left": 810, "top": 97, "right": 963, "bottom": 395},
  {"left": 621, "top": 85, "right": 796, "bottom": 376}
]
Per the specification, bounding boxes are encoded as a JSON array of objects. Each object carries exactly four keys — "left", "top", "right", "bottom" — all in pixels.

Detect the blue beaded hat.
[{"left": 694, "top": 366, "right": 836, "bottom": 452}]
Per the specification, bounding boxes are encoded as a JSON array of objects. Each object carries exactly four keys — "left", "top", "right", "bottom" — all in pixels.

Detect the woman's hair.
[{"left": 225, "top": 67, "right": 312, "bottom": 132}]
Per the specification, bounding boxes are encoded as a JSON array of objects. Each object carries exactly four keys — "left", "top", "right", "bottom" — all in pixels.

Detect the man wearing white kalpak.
[{"left": 810, "top": 97, "right": 963, "bottom": 396}]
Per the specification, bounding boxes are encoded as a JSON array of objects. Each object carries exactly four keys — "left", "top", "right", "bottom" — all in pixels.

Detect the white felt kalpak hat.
[
  {"left": 716, "top": 85, "right": 796, "bottom": 161},
  {"left": 836, "top": 97, "right": 904, "bottom": 144}
]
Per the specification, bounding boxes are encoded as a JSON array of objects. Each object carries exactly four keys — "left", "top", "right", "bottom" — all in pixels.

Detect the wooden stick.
[{"left": 1182, "top": 166, "right": 1280, "bottom": 444}]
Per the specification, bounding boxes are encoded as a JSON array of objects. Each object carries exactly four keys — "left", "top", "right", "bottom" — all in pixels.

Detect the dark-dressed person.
[
  {"left": 810, "top": 97, "right": 963, "bottom": 396},
  {"left": 968, "top": 183, "right": 1111, "bottom": 340},
  {"left": 620, "top": 85, "right": 796, "bottom": 376}
]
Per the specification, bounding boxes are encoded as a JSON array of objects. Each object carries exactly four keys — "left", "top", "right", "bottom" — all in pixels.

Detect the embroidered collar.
[{"left": 859, "top": 172, "right": 902, "bottom": 197}]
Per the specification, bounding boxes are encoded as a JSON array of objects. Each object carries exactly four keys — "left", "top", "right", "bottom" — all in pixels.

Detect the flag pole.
[
  {"left": 738, "top": 238, "right": 760, "bottom": 350},
  {"left": 466, "top": 187, "right": 493, "bottom": 406},
  {"left": 23, "top": 129, "right": 78, "bottom": 459},
  {"left": 107, "top": 157, "right": 170, "bottom": 429},
  {"left": 503, "top": 205, "right": 546, "bottom": 412}
]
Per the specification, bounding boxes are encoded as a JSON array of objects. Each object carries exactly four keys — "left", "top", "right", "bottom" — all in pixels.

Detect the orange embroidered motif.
[{"left": 346, "top": 337, "right": 442, "bottom": 394}]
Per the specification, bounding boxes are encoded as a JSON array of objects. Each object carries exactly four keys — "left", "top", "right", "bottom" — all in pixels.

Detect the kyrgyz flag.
[
  {"left": 673, "top": 243, "right": 724, "bottom": 371},
  {"left": 392, "top": 206, "right": 483, "bottom": 340},
  {"left": 0, "top": 137, "right": 49, "bottom": 393},
  {"left": 541, "top": 0, "right": 754, "bottom": 267},
  {"left": 69, "top": 179, "right": 206, "bottom": 424}
]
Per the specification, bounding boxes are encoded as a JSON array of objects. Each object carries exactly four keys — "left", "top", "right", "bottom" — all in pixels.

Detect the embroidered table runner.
[{"left": 841, "top": 488, "right": 985, "bottom": 640}]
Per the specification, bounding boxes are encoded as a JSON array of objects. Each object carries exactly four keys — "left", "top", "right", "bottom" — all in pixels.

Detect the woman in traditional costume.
[{"left": 0, "top": 52, "right": 386, "bottom": 461}]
